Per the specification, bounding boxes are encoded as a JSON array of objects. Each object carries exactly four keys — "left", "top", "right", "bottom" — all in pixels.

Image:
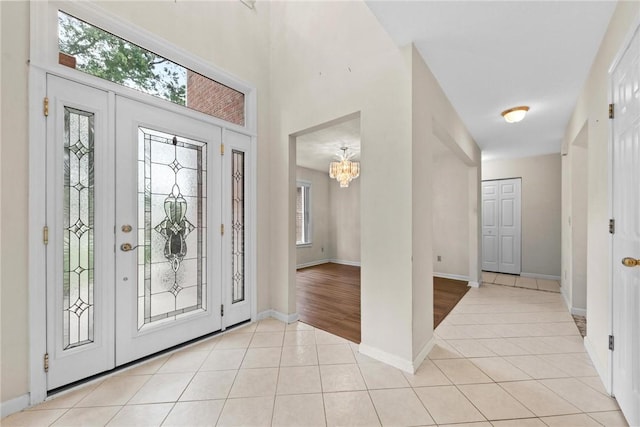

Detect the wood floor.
[
  {"left": 296, "top": 263, "right": 361, "bottom": 343},
  {"left": 433, "top": 276, "right": 470, "bottom": 328},
  {"left": 296, "top": 263, "right": 469, "bottom": 343}
]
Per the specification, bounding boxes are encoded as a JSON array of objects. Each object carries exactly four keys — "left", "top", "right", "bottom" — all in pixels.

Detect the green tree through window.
[{"left": 58, "top": 11, "right": 186, "bottom": 105}]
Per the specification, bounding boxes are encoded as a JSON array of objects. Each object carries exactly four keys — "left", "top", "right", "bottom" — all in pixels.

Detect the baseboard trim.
[
  {"left": 329, "top": 259, "right": 361, "bottom": 267},
  {"left": 571, "top": 307, "right": 586, "bottom": 316},
  {"left": 584, "top": 335, "right": 611, "bottom": 394},
  {"left": 257, "top": 309, "right": 299, "bottom": 324},
  {"left": 358, "top": 343, "right": 413, "bottom": 374},
  {"left": 467, "top": 281, "right": 480, "bottom": 288},
  {"left": 434, "top": 272, "right": 470, "bottom": 282},
  {"left": 412, "top": 337, "right": 436, "bottom": 372},
  {"left": 296, "top": 259, "right": 329, "bottom": 269},
  {"left": 520, "top": 272, "right": 561, "bottom": 281},
  {"left": 1, "top": 394, "right": 30, "bottom": 418}
]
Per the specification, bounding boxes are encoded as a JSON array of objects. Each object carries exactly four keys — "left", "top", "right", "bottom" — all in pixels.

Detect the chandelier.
[{"left": 329, "top": 147, "right": 360, "bottom": 188}]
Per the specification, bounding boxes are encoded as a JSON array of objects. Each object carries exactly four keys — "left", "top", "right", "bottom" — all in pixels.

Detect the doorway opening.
[{"left": 292, "top": 114, "right": 362, "bottom": 343}]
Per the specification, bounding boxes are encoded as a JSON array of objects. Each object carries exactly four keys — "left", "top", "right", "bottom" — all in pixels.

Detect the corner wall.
[
  {"left": 561, "top": 1, "right": 640, "bottom": 389},
  {"left": 482, "top": 153, "right": 562, "bottom": 278},
  {"left": 329, "top": 177, "right": 361, "bottom": 264}
]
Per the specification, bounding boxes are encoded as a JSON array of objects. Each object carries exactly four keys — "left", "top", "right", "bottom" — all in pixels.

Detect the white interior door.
[
  {"left": 482, "top": 181, "right": 499, "bottom": 272},
  {"left": 482, "top": 178, "right": 521, "bottom": 274},
  {"left": 46, "top": 76, "right": 115, "bottom": 389},
  {"left": 114, "top": 96, "right": 222, "bottom": 365},
  {"left": 498, "top": 179, "right": 521, "bottom": 274},
  {"left": 611, "top": 24, "right": 640, "bottom": 427}
]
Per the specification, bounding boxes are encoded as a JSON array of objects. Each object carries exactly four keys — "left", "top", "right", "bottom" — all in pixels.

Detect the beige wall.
[
  {"left": 329, "top": 177, "right": 361, "bottom": 264},
  {"left": 432, "top": 146, "right": 470, "bottom": 277},
  {"left": 1, "top": 0, "right": 30, "bottom": 405},
  {"left": 482, "top": 153, "right": 562, "bottom": 277},
  {"left": 561, "top": 1, "right": 640, "bottom": 386},
  {"left": 295, "top": 167, "right": 331, "bottom": 267}
]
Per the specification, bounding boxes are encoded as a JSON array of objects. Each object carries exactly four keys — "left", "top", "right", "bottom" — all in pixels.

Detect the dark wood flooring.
[
  {"left": 296, "top": 263, "right": 361, "bottom": 343},
  {"left": 296, "top": 263, "right": 470, "bottom": 343},
  {"left": 433, "top": 277, "right": 470, "bottom": 328}
]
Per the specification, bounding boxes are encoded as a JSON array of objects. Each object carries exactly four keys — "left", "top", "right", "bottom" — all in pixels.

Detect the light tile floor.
[
  {"left": 3, "top": 284, "right": 629, "bottom": 426},
  {"left": 482, "top": 272, "right": 562, "bottom": 293}
]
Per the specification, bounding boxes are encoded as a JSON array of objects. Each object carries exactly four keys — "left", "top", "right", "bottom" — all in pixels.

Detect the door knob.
[
  {"left": 120, "top": 243, "right": 139, "bottom": 252},
  {"left": 621, "top": 257, "right": 640, "bottom": 267}
]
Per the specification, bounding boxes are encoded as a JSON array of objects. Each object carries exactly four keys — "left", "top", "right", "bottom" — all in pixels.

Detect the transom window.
[{"left": 58, "top": 11, "right": 245, "bottom": 126}]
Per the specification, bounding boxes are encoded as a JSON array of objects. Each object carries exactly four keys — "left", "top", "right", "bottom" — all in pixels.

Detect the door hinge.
[
  {"left": 609, "top": 335, "right": 614, "bottom": 351},
  {"left": 44, "top": 353, "right": 49, "bottom": 372},
  {"left": 221, "top": 304, "right": 224, "bottom": 317},
  {"left": 609, "top": 103, "right": 614, "bottom": 119},
  {"left": 220, "top": 143, "right": 225, "bottom": 155},
  {"left": 221, "top": 224, "right": 224, "bottom": 235},
  {"left": 43, "top": 225, "right": 49, "bottom": 245},
  {"left": 43, "top": 97, "right": 49, "bottom": 117},
  {"left": 609, "top": 218, "right": 615, "bottom": 234}
]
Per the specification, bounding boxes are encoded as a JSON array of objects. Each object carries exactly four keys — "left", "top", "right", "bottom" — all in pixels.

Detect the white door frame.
[
  {"left": 607, "top": 11, "right": 640, "bottom": 412},
  {"left": 28, "top": 1, "right": 257, "bottom": 405}
]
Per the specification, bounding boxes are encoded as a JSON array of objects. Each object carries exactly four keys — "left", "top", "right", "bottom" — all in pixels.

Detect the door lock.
[
  {"left": 121, "top": 224, "right": 133, "bottom": 233},
  {"left": 621, "top": 257, "right": 640, "bottom": 267}
]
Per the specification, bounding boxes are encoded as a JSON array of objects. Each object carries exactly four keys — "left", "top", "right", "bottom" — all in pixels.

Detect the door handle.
[
  {"left": 120, "top": 243, "right": 139, "bottom": 252},
  {"left": 621, "top": 257, "right": 640, "bottom": 267}
]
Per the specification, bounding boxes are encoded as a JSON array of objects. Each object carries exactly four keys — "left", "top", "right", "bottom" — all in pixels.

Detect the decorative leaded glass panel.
[
  {"left": 232, "top": 150, "right": 245, "bottom": 303},
  {"left": 138, "top": 127, "right": 207, "bottom": 328},
  {"left": 63, "top": 107, "right": 95, "bottom": 349}
]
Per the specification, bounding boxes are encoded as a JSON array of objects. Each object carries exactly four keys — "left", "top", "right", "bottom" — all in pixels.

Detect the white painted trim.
[
  {"left": 296, "top": 259, "right": 330, "bottom": 269},
  {"left": 1, "top": 394, "right": 30, "bottom": 418},
  {"left": 467, "top": 281, "right": 480, "bottom": 288},
  {"left": 520, "top": 272, "right": 561, "bottom": 281},
  {"left": 358, "top": 343, "right": 414, "bottom": 374},
  {"left": 585, "top": 335, "right": 612, "bottom": 395},
  {"left": 257, "top": 310, "right": 299, "bottom": 324},
  {"left": 28, "top": 66, "right": 48, "bottom": 406},
  {"left": 434, "top": 272, "right": 470, "bottom": 282},
  {"left": 571, "top": 307, "right": 587, "bottom": 317},
  {"left": 412, "top": 337, "right": 436, "bottom": 373},
  {"left": 329, "top": 259, "right": 361, "bottom": 267}
]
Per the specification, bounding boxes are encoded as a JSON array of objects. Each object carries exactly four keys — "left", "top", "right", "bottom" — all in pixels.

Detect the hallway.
[{"left": 2, "top": 283, "right": 627, "bottom": 426}]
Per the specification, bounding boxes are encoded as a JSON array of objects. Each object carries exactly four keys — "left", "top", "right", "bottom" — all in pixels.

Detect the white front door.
[
  {"left": 46, "top": 76, "right": 250, "bottom": 389},
  {"left": 482, "top": 178, "right": 522, "bottom": 274},
  {"left": 114, "top": 96, "right": 222, "bottom": 365},
  {"left": 611, "top": 23, "right": 640, "bottom": 427}
]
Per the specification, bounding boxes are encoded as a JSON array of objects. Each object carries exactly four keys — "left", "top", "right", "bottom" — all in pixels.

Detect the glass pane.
[
  {"left": 58, "top": 11, "right": 245, "bottom": 126},
  {"left": 232, "top": 150, "right": 245, "bottom": 303},
  {"left": 138, "top": 127, "right": 207, "bottom": 328},
  {"left": 63, "top": 107, "right": 95, "bottom": 350}
]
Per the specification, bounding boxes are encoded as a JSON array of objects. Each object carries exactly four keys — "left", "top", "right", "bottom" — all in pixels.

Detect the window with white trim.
[{"left": 296, "top": 182, "right": 311, "bottom": 245}]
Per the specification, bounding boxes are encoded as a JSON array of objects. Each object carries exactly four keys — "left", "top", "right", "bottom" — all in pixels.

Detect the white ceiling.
[
  {"left": 365, "top": 1, "right": 617, "bottom": 160},
  {"left": 296, "top": 118, "right": 361, "bottom": 172}
]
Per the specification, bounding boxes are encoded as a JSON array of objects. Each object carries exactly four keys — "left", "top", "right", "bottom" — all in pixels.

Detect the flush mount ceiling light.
[
  {"left": 329, "top": 147, "right": 360, "bottom": 188},
  {"left": 501, "top": 106, "right": 530, "bottom": 123}
]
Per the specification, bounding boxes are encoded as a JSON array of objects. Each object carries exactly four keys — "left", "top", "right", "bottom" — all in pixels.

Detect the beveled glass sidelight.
[
  {"left": 63, "top": 107, "right": 95, "bottom": 349},
  {"left": 231, "top": 150, "right": 245, "bottom": 303},
  {"left": 138, "top": 127, "right": 208, "bottom": 329}
]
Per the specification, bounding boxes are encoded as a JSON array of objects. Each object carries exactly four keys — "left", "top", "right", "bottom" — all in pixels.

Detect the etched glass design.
[
  {"left": 138, "top": 128, "right": 207, "bottom": 328},
  {"left": 63, "top": 107, "right": 95, "bottom": 349},
  {"left": 232, "top": 150, "right": 245, "bottom": 303}
]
